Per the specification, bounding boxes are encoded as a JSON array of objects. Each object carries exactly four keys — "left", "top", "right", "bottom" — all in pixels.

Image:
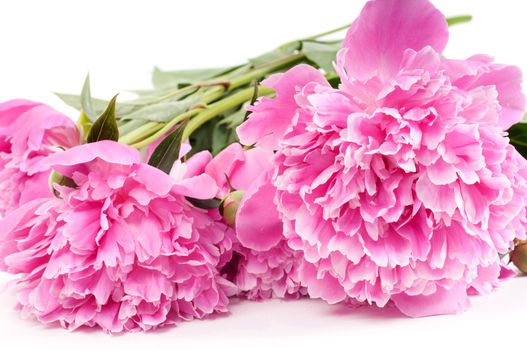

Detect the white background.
[{"left": 1, "top": 0, "right": 527, "bottom": 349}]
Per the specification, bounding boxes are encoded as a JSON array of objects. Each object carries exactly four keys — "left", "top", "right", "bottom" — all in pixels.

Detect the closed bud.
[
  {"left": 220, "top": 190, "right": 244, "bottom": 227},
  {"left": 48, "top": 170, "right": 77, "bottom": 197},
  {"left": 511, "top": 240, "right": 527, "bottom": 274}
]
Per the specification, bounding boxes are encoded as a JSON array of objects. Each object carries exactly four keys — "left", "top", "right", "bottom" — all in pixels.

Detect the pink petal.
[
  {"left": 173, "top": 173, "right": 219, "bottom": 199},
  {"left": 180, "top": 151, "right": 212, "bottom": 179},
  {"left": 40, "top": 141, "right": 141, "bottom": 177},
  {"left": 0, "top": 99, "right": 40, "bottom": 128},
  {"left": 205, "top": 143, "right": 275, "bottom": 198},
  {"left": 237, "top": 64, "right": 329, "bottom": 150},
  {"left": 392, "top": 282, "right": 470, "bottom": 317},
  {"left": 339, "top": 0, "right": 448, "bottom": 81},
  {"left": 472, "top": 65, "right": 526, "bottom": 129},
  {"left": 236, "top": 174, "right": 283, "bottom": 251},
  {"left": 301, "top": 262, "right": 346, "bottom": 304}
]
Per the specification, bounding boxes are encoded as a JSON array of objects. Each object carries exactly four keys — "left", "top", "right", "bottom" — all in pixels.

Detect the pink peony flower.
[
  {"left": 0, "top": 99, "right": 80, "bottom": 216},
  {"left": 203, "top": 143, "right": 306, "bottom": 299},
  {"left": 238, "top": 0, "right": 527, "bottom": 316},
  {"left": 0, "top": 141, "right": 235, "bottom": 332}
]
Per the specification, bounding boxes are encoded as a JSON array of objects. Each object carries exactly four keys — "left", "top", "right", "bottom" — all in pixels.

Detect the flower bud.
[
  {"left": 48, "top": 170, "right": 76, "bottom": 197},
  {"left": 511, "top": 240, "right": 527, "bottom": 274},
  {"left": 220, "top": 190, "right": 244, "bottom": 227}
]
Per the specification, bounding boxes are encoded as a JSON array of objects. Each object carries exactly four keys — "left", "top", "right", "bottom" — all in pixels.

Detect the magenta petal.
[
  {"left": 391, "top": 282, "right": 470, "bottom": 317},
  {"left": 236, "top": 175, "right": 283, "bottom": 251},
  {"left": 340, "top": 0, "right": 448, "bottom": 80},
  {"left": 237, "top": 64, "right": 329, "bottom": 150},
  {"left": 301, "top": 262, "right": 346, "bottom": 304},
  {"left": 40, "top": 141, "right": 141, "bottom": 177},
  {"left": 180, "top": 151, "right": 213, "bottom": 178},
  {"left": 205, "top": 143, "right": 274, "bottom": 196},
  {"left": 136, "top": 165, "right": 176, "bottom": 196},
  {"left": 204, "top": 143, "right": 245, "bottom": 192},
  {"left": 472, "top": 65, "right": 526, "bottom": 129},
  {"left": 173, "top": 173, "right": 218, "bottom": 199},
  {"left": 0, "top": 99, "right": 40, "bottom": 128}
]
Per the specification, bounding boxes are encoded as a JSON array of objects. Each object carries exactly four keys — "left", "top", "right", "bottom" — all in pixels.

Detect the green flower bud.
[
  {"left": 48, "top": 170, "right": 77, "bottom": 198},
  {"left": 220, "top": 190, "right": 244, "bottom": 227},
  {"left": 511, "top": 240, "right": 527, "bottom": 274}
]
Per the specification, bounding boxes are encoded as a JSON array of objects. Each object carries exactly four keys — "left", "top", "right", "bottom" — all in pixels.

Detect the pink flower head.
[
  {"left": 0, "top": 141, "right": 235, "bottom": 332},
  {"left": 0, "top": 99, "right": 80, "bottom": 215},
  {"left": 204, "top": 143, "right": 306, "bottom": 299},
  {"left": 238, "top": 0, "right": 527, "bottom": 316}
]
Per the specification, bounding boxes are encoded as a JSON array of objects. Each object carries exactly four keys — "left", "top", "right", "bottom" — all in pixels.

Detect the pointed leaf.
[
  {"left": 152, "top": 66, "right": 237, "bottom": 89},
  {"left": 148, "top": 121, "right": 188, "bottom": 174},
  {"left": 508, "top": 121, "right": 527, "bottom": 159},
  {"left": 81, "top": 74, "right": 96, "bottom": 121},
  {"left": 123, "top": 98, "right": 199, "bottom": 122},
  {"left": 87, "top": 95, "right": 119, "bottom": 143},
  {"left": 55, "top": 92, "right": 139, "bottom": 117},
  {"left": 302, "top": 40, "right": 341, "bottom": 74},
  {"left": 218, "top": 105, "right": 248, "bottom": 129},
  {"left": 186, "top": 197, "right": 221, "bottom": 209},
  {"left": 77, "top": 111, "right": 92, "bottom": 140},
  {"left": 249, "top": 41, "right": 301, "bottom": 67}
]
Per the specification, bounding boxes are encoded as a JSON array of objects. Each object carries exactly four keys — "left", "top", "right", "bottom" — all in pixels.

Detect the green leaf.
[
  {"left": 80, "top": 74, "right": 96, "bottom": 121},
  {"left": 123, "top": 98, "right": 199, "bottom": 122},
  {"left": 55, "top": 92, "right": 139, "bottom": 117},
  {"left": 218, "top": 106, "right": 246, "bottom": 129},
  {"left": 152, "top": 66, "right": 235, "bottom": 89},
  {"left": 326, "top": 73, "right": 341, "bottom": 88},
  {"left": 148, "top": 121, "right": 188, "bottom": 174},
  {"left": 187, "top": 118, "right": 216, "bottom": 157},
  {"left": 186, "top": 197, "right": 221, "bottom": 209},
  {"left": 302, "top": 40, "right": 341, "bottom": 74},
  {"left": 249, "top": 41, "right": 301, "bottom": 67},
  {"left": 77, "top": 111, "right": 92, "bottom": 139},
  {"left": 508, "top": 122, "right": 527, "bottom": 159},
  {"left": 87, "top": 95, "right": 119, "bottom": 143},
  {"left": 212, "top": 122, "right": 238, "bottom": 156}
]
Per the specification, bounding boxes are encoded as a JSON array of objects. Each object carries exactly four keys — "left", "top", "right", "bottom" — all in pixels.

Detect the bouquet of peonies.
[{"left": 1, "top": 0, "right": 527, "bottom": 333}]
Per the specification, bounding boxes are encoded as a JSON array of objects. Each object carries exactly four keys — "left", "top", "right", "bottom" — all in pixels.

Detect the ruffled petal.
[{"left": 237, "top": 64, "right": 329, "bottom": 150}]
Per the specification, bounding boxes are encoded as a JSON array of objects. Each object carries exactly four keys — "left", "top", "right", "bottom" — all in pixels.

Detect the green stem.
[
  {"left": 119, "top": 121, "right": 162, "bottom": 144},
  {"left": 301, "top": 23, "right": 352, "bottom": 41},
  {"left": 130, "top": 109, "right": 201, "bottom": 149},
  {"left": 119, "top": 118, "right": 146, "bottom": 135},
  {"left": 230, "top": 52, "right": 305, "bottom": 90},
  {"left": 183, "top": 85, "right": 274, "bottom": 140},
  {"left": 446, "top": 15, "right": 473, "bottom": 26},
  {"left": 135, "top": 85, "right": 197, "bottom": 106},
  {"left": 121, "top": 54, "right": 298, "bottom": 147}
]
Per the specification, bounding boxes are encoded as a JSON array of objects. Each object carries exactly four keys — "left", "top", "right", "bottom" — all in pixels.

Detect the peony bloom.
[
  {"left": 0, "top": 141, "right": 235, "bottom": 332},
  {"left": 203, "top": 143, "right": 306, "bottom": 299},
  {"left": 238, "top": 0, "right": 527, "bottom": 316},
  {"left": 0, "top": 99, "right": 80, "bottom": 216}
]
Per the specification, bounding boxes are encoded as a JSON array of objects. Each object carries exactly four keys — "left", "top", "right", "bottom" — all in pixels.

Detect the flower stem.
[
  {"left": 230, "top": 52, "right": 305, "bottom": 90},
  {"left": 119, "top": 118, "right": 147, "bottom": 135},
  {"left": 129, "top": 109, "right": 201, "bottom": 149},
  {"left": 301, "top": 23, "right": 352, "bottom": 41},
  {"left": 183, "top": 85, "right": 274, "bottom": 140},
  {"left": 119, "top": 121, "right": 162, "bottom": 144},
  {"left": 446, "top": 15, "right": 473, "bottom": 27}
]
